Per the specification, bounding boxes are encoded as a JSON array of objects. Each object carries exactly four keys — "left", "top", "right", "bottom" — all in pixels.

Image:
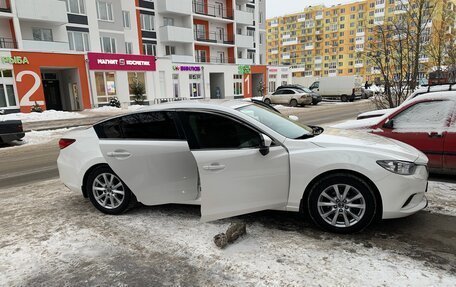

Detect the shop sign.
[
  {"left": 238, "top": 65, "right": 251, "bottom": 75},
  {"left": 87, "top": 52, "right": 156, "bottom": 71},
  {"left": 1, "top": 56, "right": 29, "bottom": 65},
  {"left": 268, "top": 68, "right": 278, "bottom": 73},
  {"left": 173, "top": 65, "right": 201, "bottom": 72}
]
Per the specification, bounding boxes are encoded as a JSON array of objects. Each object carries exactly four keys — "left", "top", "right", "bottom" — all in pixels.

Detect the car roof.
[
  {"left": 409, "top": 90, "right": 456, "bottom": 104},
  {"left": 137, "top": 99, "right": 252, "bottom": 112}
]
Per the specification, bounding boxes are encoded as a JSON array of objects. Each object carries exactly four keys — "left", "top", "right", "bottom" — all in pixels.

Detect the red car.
[{"left": 335, "top": 91, "right": 456, "bottom": 174}]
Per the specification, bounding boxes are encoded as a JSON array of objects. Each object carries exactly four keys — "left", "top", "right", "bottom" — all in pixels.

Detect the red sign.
[{"left": 87, "top": 52, "right": 156, "bottom": 71}]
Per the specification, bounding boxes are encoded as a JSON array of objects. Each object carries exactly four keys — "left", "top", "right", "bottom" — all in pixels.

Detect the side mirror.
[
  {"left": 288, "top": 115, "right": 299, "bottom": 121},
  {"left": 259, "top": 134, "right": 272, "bottom": 156},
  {"left": 383, "top": 119, "right": 394, "bottom": 129}
]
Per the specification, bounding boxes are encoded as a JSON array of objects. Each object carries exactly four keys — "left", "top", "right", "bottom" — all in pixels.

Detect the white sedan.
[{"left": 57, "top": 100, "right": 429, "bottom": 233}]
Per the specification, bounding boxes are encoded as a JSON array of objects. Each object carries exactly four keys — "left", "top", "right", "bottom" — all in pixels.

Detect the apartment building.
[
  {"left": 266, "top": 0, "right": 456, "bottom": 83},
  {"left": 0, "top": 0, "right": 275, "bottom": 114}
]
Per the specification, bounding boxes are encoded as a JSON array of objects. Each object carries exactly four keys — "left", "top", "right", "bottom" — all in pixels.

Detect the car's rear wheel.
[
  {"left": 87, "top": 166, "right": 132, "bottom": 215},
  {"left": 341, "top": 95, "right": 348, "bottom": 102},
  {"left": 306, "top": 173, "right": 377, "bottom": 233},
  {"left": 290, "top": 99, "right": 298, "bottom": 107},
  {"left": 264, "top": 98, "right": 272, "bottom": 105}
]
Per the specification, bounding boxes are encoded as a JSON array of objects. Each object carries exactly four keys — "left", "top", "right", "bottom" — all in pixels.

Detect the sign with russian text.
[
  {"left": 238, "top": 65, "right": 251, "bottom": 75},
  {"left": 173, "top": 65, "right": 201, "bottom": 72},
  {"left": 87, "top": 52, "right": 156, "bottom": 71},
  {"left": 1, "top": 56, "right": 29, "bottom": 65}
]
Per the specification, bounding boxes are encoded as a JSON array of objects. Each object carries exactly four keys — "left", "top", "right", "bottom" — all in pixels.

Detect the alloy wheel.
[
  {"left": 317, "top": 184, "right": 366, "bottom": 228},
  {"left": 92, "top": 173, "right": 125, "bottom": 210}
]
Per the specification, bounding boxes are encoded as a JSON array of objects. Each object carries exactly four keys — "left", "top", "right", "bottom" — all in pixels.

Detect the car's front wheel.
[
  {"left": 290, "top": 99, "right": 298, "bottom": 107},
  {"left": 87, "top": 166, "right": 133, "bottom": 215},
  {"left": 306, "top": 173, "right": 377, "bottom": 233}
]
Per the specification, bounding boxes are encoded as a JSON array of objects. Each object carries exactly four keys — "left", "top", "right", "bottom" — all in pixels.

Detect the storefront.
[
  {"left": 0, "top": 51, "right": 90, "bottom": 113},
  {"left": 268, "top": 66, "right": 292, "bottom": 93},
  {"left": 87, "top": 52, "right": 156, "bottom": 107}
]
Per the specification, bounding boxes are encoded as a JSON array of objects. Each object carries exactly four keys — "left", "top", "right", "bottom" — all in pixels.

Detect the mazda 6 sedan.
[{"left": 57, "top": 100, "right": 429, "bottom": 233}]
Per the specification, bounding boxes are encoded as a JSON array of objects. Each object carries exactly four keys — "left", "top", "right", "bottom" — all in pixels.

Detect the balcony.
[
  {"left": 355, "top": 62, "right": 364, "bottom": 68},
  {"left": 194, "top": 30, "right": 234, "bottom": 45},
  {"left": 235, "top": 9, "right": 253, "bottom": 25},
  {"left": 236, "top": 34, "right": 254, "bottom": 48},
  {"left": 305, "top": 44, "right": 314, "bottom": 50},
  {"left": 159, "top": 26, "right": 193, "bottom": 43},
  {"left": 0, "top": 0, "right": 11, "bottom": 13},
  {"left": 0, "top": 37, "right": 16, "bottom": 49},
  {"left": 15, "top": 0, "right": 67, "bottom": 24},
  {"left": 192, "top": 1, "right": 234, "bottom": 20},
  {"left": 22, "top": 39, "right": 69, "bottom": 52},
  {"left": 195, "top": 56, "right": 235, "bottom": 64},
  {"left": 157, "top": 0, "right": 192, "bottom": 15},
  {"left": 237, "top": 58, "right": 254, "bottom": 65}
]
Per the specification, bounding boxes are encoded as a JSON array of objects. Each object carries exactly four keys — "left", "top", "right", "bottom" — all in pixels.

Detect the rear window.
[{"left": 94, "top": 111, "right": 182, "bottom": 140}]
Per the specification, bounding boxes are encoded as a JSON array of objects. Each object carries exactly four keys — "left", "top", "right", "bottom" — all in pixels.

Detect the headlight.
[{"left": 377, "top": 160, "right": 417, "bottom": 175}]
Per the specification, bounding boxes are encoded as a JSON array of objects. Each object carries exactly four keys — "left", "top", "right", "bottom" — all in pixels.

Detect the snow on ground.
[
  {"left": 427, "top": 181, "right": 456, "bottom": 217},
  {"left": 84, "top": 105, "right": 145, "bottom": 114},
  {"left": 0, "top": 110, "right": 86, "bottom": 123},
  {"left": 0, "top": 179, "right": 455, "bottom": 286},
  {"left": 2, "top": 128, "right": 74, "bottom": 149}
]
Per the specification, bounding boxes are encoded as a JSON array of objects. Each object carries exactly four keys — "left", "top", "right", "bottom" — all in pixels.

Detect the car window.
[
  {"left": 95, "top": 111, "right": 182, "bottom": 140},
  {"left": 273, "top": 90, "right": 282, "bottom": 95},
  {"left": 238, "top": 104, "right": 313, "bottom": 139},
  {"left": 179, "top": 112, "right": 262, "bottom": 149},
  {"left": 392, "top": 101, "right": 454, "bottom": 129}
]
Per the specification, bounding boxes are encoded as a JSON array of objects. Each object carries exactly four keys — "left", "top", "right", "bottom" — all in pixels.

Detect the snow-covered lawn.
[
  {"left": 0, "top": 110, "right": 86, "bottom": 123},
  {"left": 2, "top": 128, "right": 74, "bottom": 149},
  {"left": 0, "top": 179, "right": 454, "bottom": 286},
  {"left": 427, "top": 181, "right": 456, "bottom": 217}
]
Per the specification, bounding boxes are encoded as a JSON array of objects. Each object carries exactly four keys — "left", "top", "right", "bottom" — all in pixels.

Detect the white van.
[{"left": 309, "top": 76, "right": 363, "bottom": 102}]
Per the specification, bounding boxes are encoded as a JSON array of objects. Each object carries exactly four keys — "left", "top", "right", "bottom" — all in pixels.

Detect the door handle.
[
  {"left": 106, "top": 151, "right": 131, "bottom": 158},
  {"left": 428, "top": 132, "right": 443, "bottom": 138},
  {"left": 202, "top": 163, "right": 226, "bottom": 171}
]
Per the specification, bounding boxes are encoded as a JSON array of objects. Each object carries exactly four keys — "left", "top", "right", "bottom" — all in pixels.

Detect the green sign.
[
  {"left": 1, "top": 56, "right": 29, "bottom": 65},
  {"left": 238, "top": 65, "right": 251, "bottom": 75}
]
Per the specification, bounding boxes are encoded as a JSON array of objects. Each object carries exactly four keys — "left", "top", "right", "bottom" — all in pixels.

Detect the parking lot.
[{"left": 0, "top": 178, "right": 455, "bottom": 286}]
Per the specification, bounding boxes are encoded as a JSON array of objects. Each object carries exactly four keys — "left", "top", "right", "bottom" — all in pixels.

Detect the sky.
[{"left": 266, "top": 0, "right": 358, "bottom": 18}]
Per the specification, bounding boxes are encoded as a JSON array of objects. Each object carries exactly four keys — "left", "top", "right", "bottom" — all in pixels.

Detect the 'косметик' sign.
[{"left": 87, "top": 52, "right": 156, "bottom": 71}]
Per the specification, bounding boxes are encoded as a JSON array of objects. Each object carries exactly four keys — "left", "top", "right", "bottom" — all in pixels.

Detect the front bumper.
[
  {"left": 297, "top": 97, "right": 313, "bottom": 105},
  {"left": 377, "top": 165, "right": 428, "bottom": 219}
]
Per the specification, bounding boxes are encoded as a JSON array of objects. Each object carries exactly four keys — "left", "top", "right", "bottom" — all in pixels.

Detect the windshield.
[
  {"left": 302, "top": 87, "right": 313, "bottom": 93},
  {"left": 237, "top": 104, "right": 314, "bottom": 139}
]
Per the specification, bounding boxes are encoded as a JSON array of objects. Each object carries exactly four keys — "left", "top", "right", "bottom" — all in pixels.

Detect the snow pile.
[
  {"left": 0, "top": 110, "right": 86, "bottom": 123},
  {"left": 0, "top": 179, "right": 455, "bottom": 286},
  {"left": 85, "top": 105, "right": 146, "bottom": 114},
  {"left": 427, "top": 180, "right": 456, "bottom": 216},
  {"left": 3, "top": 128, "right": 75, "bottom": 149}
]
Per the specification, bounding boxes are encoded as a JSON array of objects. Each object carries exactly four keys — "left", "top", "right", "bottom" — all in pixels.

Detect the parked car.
[
  {"left": 335, "top": 91, "right": 455, "bottom": 174},
  {"left": 0, "top": 120, "right": 25, "bottom": 144},
  {"left": 58, "top": 100, "right": 428, "bottom": 233},
  {"left": 357, "top": 83, "right": 456, "bottom": 120},
  {"left": 276, "top": 84, "right": 322, "bottom": 105},
  {"left": 309, "top": 76, "right": 363, "bottom": 102},
  {"left": 263, "top": 88, "right": 313, "bottom": 107},
  {"left": 361, "top": 87, "right": 374, "bottom": 99}
]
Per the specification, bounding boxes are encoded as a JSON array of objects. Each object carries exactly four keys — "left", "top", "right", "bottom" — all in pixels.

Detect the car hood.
[{"left": 310, "top": 128, "right": 424, "bottom": 163}]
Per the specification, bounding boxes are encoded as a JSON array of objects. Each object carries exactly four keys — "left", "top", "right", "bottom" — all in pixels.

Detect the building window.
[
  {"left": 0, "top": 70, "right": 16, "bottom": 108},
  {"left": 125, "top": 42, "right": 133, "bottom": 54},
  {"left": 165, "top": 46, "right": 176, "bottom": 55},
  {"left": 95, "top": 72, "right": 116, "bottom": 104},
  {"left": 128, "top": 72, "right": 146, "bottom": 102},
  {"left": 100, "top": 36, "right": 116, "bottom": 53},
  {"left": 163, "top": 17, "right": 174, "bottom": 26},
  {"left": 233, "top": 74, "right": 243, "bottom": 96},
  {"left": 172, "top": 74, "right": 179, "bottom": 98},
  {"left": 140, "top": 14, "right": 155, "bottom": 31},
  {"left": 65, "top": 0, "right": 86, "bottom": 15},
  {"left": 32, "top": 28, "right": 53, "bottom": 41},
  {"left": 122, "top": 11, "right": 131, "bottom": 29},
  {"left": 143, "top": 43, "right": 156, "bottom": 56},
  {"left": 97, "top": 1, "right": 113, "bottom": 21},
  {"left": 68, "top": 31, "right": 90, "bottom": 51},
  {"left": 189, "top": 74, "right": 202, "bottom": 98}
]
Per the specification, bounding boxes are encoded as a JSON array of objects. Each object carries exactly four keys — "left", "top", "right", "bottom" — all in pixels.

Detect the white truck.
[{"left": 308, "top": 76, "right": 363, "bottom": 102}]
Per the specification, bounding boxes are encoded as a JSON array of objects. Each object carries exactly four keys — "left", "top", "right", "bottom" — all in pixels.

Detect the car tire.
[
  {"left": 87, "top": 165, "right": 133, "bottom": 215},
  {"left": 340, "top": 95, "right": 348, "bottom": 102},
  {"left": 306, "top": 173, "right": 377, "bottom": 233},
  {"left": 290, "top": 99, "right": 298, "bottom": 107},
  {"left": 264, "top": 98, "right": 272, "bottom": 105},
  {"left": 312, "top": 101, "right": 319, "bottom": 105}
]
